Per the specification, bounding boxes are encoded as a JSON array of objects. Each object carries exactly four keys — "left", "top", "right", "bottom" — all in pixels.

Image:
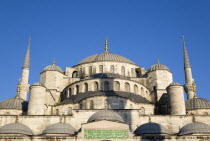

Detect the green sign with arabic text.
[{"left": 84, "top": 129, "right": 128, "bottom": 139}]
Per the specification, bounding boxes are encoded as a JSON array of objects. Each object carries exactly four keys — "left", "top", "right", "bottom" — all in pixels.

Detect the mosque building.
[{"left": 0, "top": 37, "right": 210, "bottom": 141}]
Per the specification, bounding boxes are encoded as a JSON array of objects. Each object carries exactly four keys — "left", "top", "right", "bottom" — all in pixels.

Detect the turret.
[
  {"left": 40, "top": 60, "right": 64, "bottom": 103},
  {"left": 182, "top": 36, "right": 196, "bottom": 100},
  {"left": 18, "top": 38, "right": 31, "bottom": 100},
  {"left": 147, "top": 60, "right": 173, "bottom": 102},
  {"left": 28, "top": 82, "right": 46, "bottom": 115},
  {"left": 167, "top": 82, "right": 186, "bottom": 115}
]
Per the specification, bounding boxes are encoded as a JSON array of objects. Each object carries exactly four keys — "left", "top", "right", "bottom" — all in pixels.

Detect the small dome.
[
  {"left": 134, "top": 122, "right": 169, "bottom": 135},
  {"left": 43, "top": 123, "right": 76, "bottom": 135},
  {"left": 178, "top": 122, "right": 210, "bottom": 135},
  {"left": 85, "top": 73, "right": 129, "bottom": 80},
  {"left": 43, "top": 61, "right": 62, "bottom": 73},
  {"left": 32, "top": 82, "right": 41, "bottom": 86},
  {"left": 169, "top": 82, "right": 182, "bottom": 86},
  {"left": 0, "top": 123, "right": 33, "bottom": 135},
  {"left": 0, "top": 97, "right": 27, "bottom": 110},
  {"left": 78, "top": 52, "right": 135, "bottom": 65},
  {"left": 148, "top": 63, "right": 170, "bottom": 72},
  {"left": 88, "top": 110, "right": 124, "bottom": 123},
  {"left": 185, "top": 98, "right": 210, "bottom": 110}
]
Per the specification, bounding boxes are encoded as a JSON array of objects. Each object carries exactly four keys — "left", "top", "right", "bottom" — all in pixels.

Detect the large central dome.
[{"left": 78, "top": 52, "right": 135, "bottom": 65}]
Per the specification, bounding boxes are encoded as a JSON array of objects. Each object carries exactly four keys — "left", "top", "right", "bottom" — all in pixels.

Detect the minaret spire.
[
  {"left": 23, "top": 37, "right": 31, "bottom": 69},
  {"left": 182, "top": 36, "right": 196, "bottom": 100},
  {"left": 105, "top": 37, "right": 108, "bottom": 53},
  {"left": 182, "top": 36, "right": 191, "bottom": 68}
]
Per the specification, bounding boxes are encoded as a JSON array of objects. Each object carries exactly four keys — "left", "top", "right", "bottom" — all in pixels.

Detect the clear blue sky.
[{"left": 0, "top": 0, "right": 210, "bottom": 101}]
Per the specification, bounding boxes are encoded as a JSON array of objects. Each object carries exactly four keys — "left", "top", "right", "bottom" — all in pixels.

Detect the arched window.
[
  {"left": 72, "top": 71, "right": 77, "bottom": 78},
  {"left": 94, "top": 81, "right": 98, "bottom": 91},
  {"left": 125, "top": 82, "right": 130, "bottom": 92},
  {"left": 89, "top": 66, "right": 92, "bottom": 75},
  {"left": 114, "top": 81, "right": 120, "bottom": 91},
  {"left": 90, "top": 100, "right": 94, "bottom": 109},
  {"left": 68, "top": 88, "right": 72, "bottom": 97},
  {"left": 141, "top": 87, "right": 144, "bottom": 96},
  {"left": 110, "top": 65, "right": 114, "bottom": 73},
  {"left": 131, "top": 68, "right": 135, "bottom": 77},
  {"left": 134, "top": 85, "right": 138, "bottom": 94},
  {"left": 99, "top": 65, "right": 103, "bottom": 73},
  {"left": 140, "top": 107, "right": 145, "bottom": 115},
  {"left": 119, "top": 100, "right": 124, "bottom": 109},
  {"left": 76, "top": 85, "right": 79, "bottom": 94},
  {"left": 121, "top": 66, "right": 125, "bottom": 76},
  {"left": 79, "top": 68, "right": 82, "bottom": 77},
  {"left": 104, "top": 81, "right": 109, "bottom": 91},
  {"left": 84, "top": 83, "right": 88, "bottom": 92}
]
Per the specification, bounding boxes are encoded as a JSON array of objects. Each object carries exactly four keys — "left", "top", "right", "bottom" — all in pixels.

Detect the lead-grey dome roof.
[
  {"left": 134, "top": 122, "right": 169, "bottom": 135},
  {"left": 43, "top": 62, "right": 62, "bottom": 73},
  {"left": 178, "top": 122, "right": 210, "bottom": 135},
  {"left": 78, "top": 52, "right": 135, "bottom": 65},
  {"left": 0, "top": 97, "right": 27, "bottom": 111},
  {"left": 0, "top": 123, "right": 33, "bottom": 135},
  {"left": 148, "top": 63, "right": 170, "bottom": 72},
  {"left": 185, "top": 98, "right": 210, "bottom": 110},
  {"left": 87, "top": 110, "right": 124, "bottom": 123},
  {"left": 43, "top": 123, "right": 76, "bottom": 135}
]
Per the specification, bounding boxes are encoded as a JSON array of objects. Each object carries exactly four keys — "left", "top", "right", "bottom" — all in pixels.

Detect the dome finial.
[
  {"left": 52, "top": 58, "right": 56, "bottom": 65},
  {"left": 105, "top": 37, "right": 108, "bottom": 53},
  {"left": 157, "top": 59, "right": 160, "bottom": 64}
]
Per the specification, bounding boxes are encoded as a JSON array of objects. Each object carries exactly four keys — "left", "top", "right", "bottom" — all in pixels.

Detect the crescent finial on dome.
[{"left": 105, "top": 37, "right": 108, "bottom": 53}]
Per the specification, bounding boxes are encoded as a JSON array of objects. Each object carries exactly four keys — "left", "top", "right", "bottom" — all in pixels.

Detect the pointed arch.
[
  {"left": 76, "top": 85, "right": 79, "bottom": 94},
  {"left": 99, "top": 65, "right": 103, "bottom": 73},
  {"left": 110, "top": 65, "right": 115, "bottom": 73},
  {"left": 84, "top": 83, "right": 88, "bottom": 92},
  {"left": 125, "top": 82, "right": 130, "bottom": 92},
  {"left": 90, "top": 100, "right": 94, "bottom": 109},
  {"left": 94, "top": 81, "right": 99, "bottom": 91},
  {"left": 89, "top": 66, "right": 92, "bottom": 75},
  {"left": 134, "top": 84, "right": 138, "bottom": 94},
  {"left": 141, "top": 87, "right": 144, "bottom": 96},
  {"left": 114, "top": 81, "right": 120, "bottom": 91}
]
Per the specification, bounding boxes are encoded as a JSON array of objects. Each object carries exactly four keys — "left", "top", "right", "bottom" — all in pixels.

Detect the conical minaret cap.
[
  {"left": 23, "top": 38, "right": 31, "bottom": 69},
  {"left": 182, "top": 36, "right": 191, "bottom": 68}
]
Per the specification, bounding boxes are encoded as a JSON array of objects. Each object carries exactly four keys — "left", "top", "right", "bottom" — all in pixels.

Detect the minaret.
[
  {"left": 182, "top": 36, "right": 196, "bottom": 100},
  {"left": 19, "top": 38, "right": 31, "bottom": 100}
]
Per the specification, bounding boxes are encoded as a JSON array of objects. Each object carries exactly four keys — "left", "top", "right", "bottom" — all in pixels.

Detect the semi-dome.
[
  {"left": 0, "top": 97, "right": 27, "bottom": 111},
  {"left": 148, "top": 61, "right": 170, "bottom": 72},
  {"left": 77, "top": 52, "right": 135, "bottom": 65},
  {"left": 43, "top": 123, "right": 76, "bottom": 135},
  {"left": 87, "top": 110, "right": 124, "bottom": 123},
  {"left": 0, "top": 123, "right": 33, "bottom": 135},
  {"left": 185, "top": 98, "right": 210, "bottom": 110},
  {"left": 43, "top": 61, "right": 62, "bottom": 73},
  {"left": 134, "top": 122, "right": 169, "bottom": 135},
  {"left": 85, "top": 73, "right": 130, "bottom": 80},
  {"left": 178, "top": 122, "right": 210, "bottom": 135}
]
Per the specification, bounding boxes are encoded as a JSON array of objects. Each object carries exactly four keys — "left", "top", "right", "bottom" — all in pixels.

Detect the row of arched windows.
[
  {"left": 73, "top": 65, "right": 139, "bottom": 78},
  {"left": 63, "top": 81, "right": 148, "bottom": 99}
]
